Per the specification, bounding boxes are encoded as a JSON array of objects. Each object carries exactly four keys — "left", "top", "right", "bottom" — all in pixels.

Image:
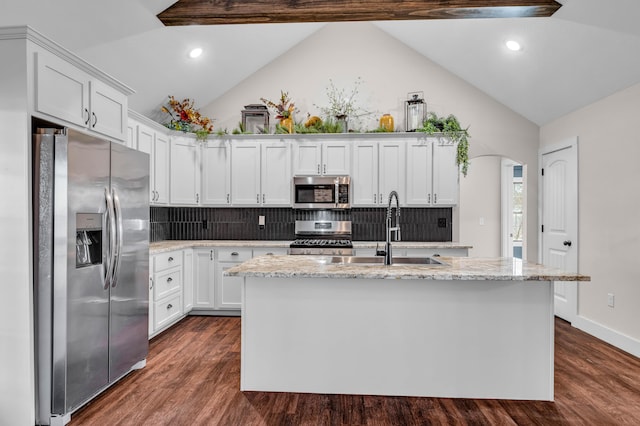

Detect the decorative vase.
[
  {"left": 280, "top": 117, "right": 294, "bottom": 134},
  {"left": 335, "top": 114, "right": 348, "bottom": 133},
  {"left": 379, "top": 114, "right": 394, "bottom": 132}
]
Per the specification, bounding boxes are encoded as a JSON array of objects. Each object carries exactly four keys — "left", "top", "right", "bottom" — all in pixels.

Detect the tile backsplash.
[{"left": 151, "top": 207, "right": 452, "bottom": 242}]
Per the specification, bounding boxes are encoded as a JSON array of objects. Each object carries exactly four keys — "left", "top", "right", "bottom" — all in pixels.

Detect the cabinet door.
[
  {"left": 154, "top": 133, "right": 170, "bottom": 205},
  {"left": 262, "top": 142, "right": 291, "bottom": 206},
  {"left": 231, "top": 143, "right": 261, "bottom": 206},
  {"left": 193, "top": 249, "right": 215, "bottom": 309},
  {"left": 292, "top": 142, "right": 322, "bottom": 175},
  {"left": 183, "top": 249, "right": 193, "bottom": 312},
  {"left": 405, "top": 140, "right": 433, "bottom": 206},
  {"left": 323, "top": 142, "right": 351, "bottom": 175},
  {"left": 202, "top": 140, "right": 231, "bottom": 206},
  {"left": 378, "top": 140, "right": 406, "bottom": 205},
  {"left": 136, "top": 124, "right": 156, "bottom": 203},
  {"left": 126, "top": 121, "right": 136, "bottom": 149},
  {"left": 170, "top": 136, "right": 200, "bottom": 205},
  {"left": 215, "top": 262, "right": 243, "bottom": 310},
  {"left": 35, "top": 51, "right": 90, "bottom": 128},
  {"left": 89, "top": 79, "right": 127, "bottom": 141},
  {"left": 432, "top": 140, "right": 459, "bottom": 205},
  {"left": 352, "top": 141, "right": 378, "bottom": 206}
]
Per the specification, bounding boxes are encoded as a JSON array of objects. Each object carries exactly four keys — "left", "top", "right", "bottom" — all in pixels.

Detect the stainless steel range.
[{"left": 289, "top": 220, "right": 354, "bottom": 255}]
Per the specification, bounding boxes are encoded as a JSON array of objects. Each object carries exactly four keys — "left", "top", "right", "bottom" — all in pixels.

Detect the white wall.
[
  {"left": 202, "top": 22, "right": 540, "bottom": 258},
  {"left": 540, "top": 83, "right": 640, "bottom": 351},
  {"left": 0, "top": 37, "right": 35, "bottom": 426}
]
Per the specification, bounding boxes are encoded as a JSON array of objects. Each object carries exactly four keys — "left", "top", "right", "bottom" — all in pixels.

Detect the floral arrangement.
[
  {"left": 260, "top": 91, "right": 297, "bottom": 120},
  {"left": 315, "top": 77, "right": 366, "bottom": 120},
  {"left": 161, "top": 95, "right": 214, "bottom": 140}
]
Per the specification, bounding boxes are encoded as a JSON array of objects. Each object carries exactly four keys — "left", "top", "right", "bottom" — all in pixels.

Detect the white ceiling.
[{"left": 2, "top": 0, "right": 640, "bottom": 125}]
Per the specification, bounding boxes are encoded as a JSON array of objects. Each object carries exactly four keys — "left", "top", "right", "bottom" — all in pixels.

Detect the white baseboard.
[{"left": 573, "top": 316, "right": 640, "bottom": 358}]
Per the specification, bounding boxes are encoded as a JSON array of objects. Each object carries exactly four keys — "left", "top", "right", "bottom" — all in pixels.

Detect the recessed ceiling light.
[
  {"left": 505, "top": 40, "right": 522, "bottom": 51},
  {"left": 189, "top": 47, "right": 203, "bottom": 59}
]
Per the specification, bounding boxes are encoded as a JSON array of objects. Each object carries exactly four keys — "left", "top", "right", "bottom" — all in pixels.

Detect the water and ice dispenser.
[{"left": 75, "top": 213, "right": 102, "bottom": 268}]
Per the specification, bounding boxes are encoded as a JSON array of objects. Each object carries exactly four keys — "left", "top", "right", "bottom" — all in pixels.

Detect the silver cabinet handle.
[
  {"left": 168, "top": 256, "right": 174, "bottom": 262},
  {"left": 256, "top": 194, "right": 260, "bottom": 203},
  {"left": 92, "top": 112, "right": 97, "bottom": 128},
  {"left": 231, "top": 252, "right": 239, "bottom": 256},
  {"left": 210, "top": 250, "right": 213, "bottom": 261},
  {"left": 374, "top": 193, "right": 377, "bottom": 204},
  {"left": 323, "top": 164, "right": 326, "bottom": 174},
  {"left": 317, "top": 164, "right": 320, "bottom": 174},
  {"left": 167, "top": 303, "right": 173, "bottom": 310},
  {"left": 149, "top": 277, "right": 153, "bottom": 290},
  {"left": 434, "top": 194, "right": 437, "bottom": 204},
  {"left": 428, "top": 193, "right": 431, "bottom": 204},
  {"left": 379, "top": 194, "right": 382, "bottom": 204},
  {"left": 266, "top": 252, "right": 274, "bottom": 256},
  {"left": 196, "top": 193, "right": 199, "bottom": 203},
  {"left": 262, "top": 194, "right": 265, "bottom": 204},
  {"left": 84, "top": 108, "right": 90, "bottom": 125},
  {"left": 227, "top": 194, "right": 230, "bottom": 204},
  {"left": 167, "top": 277, "right": 173, "bottom": 283}
]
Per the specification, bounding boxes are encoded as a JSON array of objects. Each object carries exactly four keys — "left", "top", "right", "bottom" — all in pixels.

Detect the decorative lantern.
[
  {"left": 241, "top": 104, "right": 270, "bottom": 134},
  {"left": 405, "top": 92, "right": 426, "bottom": 132}
]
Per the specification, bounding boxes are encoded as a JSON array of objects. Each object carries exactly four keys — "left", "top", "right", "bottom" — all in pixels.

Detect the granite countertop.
[
  {"left": 225, "top": 255, "right": 590, "bottom": 281},
  {"left": 150, "top": 240, "right": 471, "bottom": 254}
]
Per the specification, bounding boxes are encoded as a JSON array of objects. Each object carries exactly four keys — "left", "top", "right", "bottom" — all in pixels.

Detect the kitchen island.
[{"left": 226, "top": 255, "right": 589, "bottom": 401}]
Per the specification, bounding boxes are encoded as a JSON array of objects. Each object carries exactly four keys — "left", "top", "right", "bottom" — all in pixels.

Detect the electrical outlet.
[
  {"left": 437, "top": 218, "right": 447, "bottom": 228},
  {"left": 479, "top": 217, "right": 485, "bottom": 226},
  {"left": 258, "top": 215, "right": 265, "bottom": 229},
  {"left": 607, "top": 293, "right": 615, "bottom": 308}
]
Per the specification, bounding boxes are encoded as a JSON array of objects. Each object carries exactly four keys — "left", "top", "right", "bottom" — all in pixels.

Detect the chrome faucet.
[{"left": 384, "top": 191, "right": 401, "bottom": 265}]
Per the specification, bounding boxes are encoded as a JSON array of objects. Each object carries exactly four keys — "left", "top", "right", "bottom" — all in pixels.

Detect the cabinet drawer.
[
  {"left": 155, "top": 294, "right": 182, "bottom": 330},
  {"left": 154, "top": 251, "right": 182, "bottom": 272},
  {"left": 217, "top": 248, "right": 252, "bottom": 262},
  {"left": 253, "top": 247, "right": 288, "bottom": 257},
  {"left": 154, "top": 269, "right": 181, "bottom": 301}
]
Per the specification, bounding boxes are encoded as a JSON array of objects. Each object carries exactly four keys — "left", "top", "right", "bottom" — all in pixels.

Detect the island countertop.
[{"left": 226, "top": 255, "right": 590, "bottom": 281}]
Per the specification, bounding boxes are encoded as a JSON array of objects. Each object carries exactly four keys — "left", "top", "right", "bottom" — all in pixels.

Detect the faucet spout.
[{"left": 384, "top": 191, "right": 401, "bottom": 265}]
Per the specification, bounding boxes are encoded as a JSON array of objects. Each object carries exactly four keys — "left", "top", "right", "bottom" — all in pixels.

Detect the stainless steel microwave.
[{"left": 293, "top": 176, "right": 351, "bottom": 209}]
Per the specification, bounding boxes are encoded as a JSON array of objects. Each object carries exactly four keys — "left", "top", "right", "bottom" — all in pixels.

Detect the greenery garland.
[{"left": 418, "top": 112, "right": 470, "bottom": 177}]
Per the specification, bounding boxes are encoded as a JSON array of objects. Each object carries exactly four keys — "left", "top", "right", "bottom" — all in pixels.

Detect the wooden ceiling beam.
[{"left": 157, "top": 0, "right": 562, "bottom": 26}]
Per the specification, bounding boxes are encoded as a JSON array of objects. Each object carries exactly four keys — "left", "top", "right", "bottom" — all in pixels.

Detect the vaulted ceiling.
[{"left": 2, "top": 0, "right": 640, "bottom": 126}]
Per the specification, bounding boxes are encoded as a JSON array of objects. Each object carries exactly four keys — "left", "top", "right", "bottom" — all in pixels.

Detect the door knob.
[{"left": 563, "top": 240, "right": 572, "bottom": 247}]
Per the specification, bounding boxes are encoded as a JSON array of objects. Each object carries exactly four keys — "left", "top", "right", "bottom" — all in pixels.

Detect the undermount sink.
[{"left": 328, "top": 256, "right": 445, "bottom": 266}]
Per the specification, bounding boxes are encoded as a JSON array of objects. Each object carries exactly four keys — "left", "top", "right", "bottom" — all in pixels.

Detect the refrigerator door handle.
[
  {"left": 111, "top": 188, "right": 124, "bottom": 288},
  {"left": 105, "top": 187, "right": 117, "bottom": 289}
]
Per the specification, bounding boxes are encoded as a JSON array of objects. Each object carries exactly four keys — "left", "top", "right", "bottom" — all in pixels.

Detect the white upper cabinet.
[
  {"left": 231, "top": 143, "right": 261, "bottom": 206},
  {"left": 202, "top": 140, "right": 231, "bottom": 206},
  {"left": 261, "top": 142, "right": 292, "bottom": 206},
  {"left": 135, "top": 122, "right": 169, "bottom": 205},
  {"left": 432, "top": 139, "right": 459, "bottom": 206},
  {"left": 35, "top": 50, "right": 127, "bottom": 141},
  {"left": 170, "top": 135, "right": 200, "bottom": 205},
  {"left": 406, "top": 137, "right": 459, "bottom": 206},
  {"left": 231, "top": 140, "right": 291, "bottom": 206},
  {"left": 352, "top": 139, "right": 405, "bottom": 206},
  {"left": 405, "top": 139, "right": 433, "bottom": 206},
  {"left": 293, "top": 140, "right": 351, "bottom": 176}
]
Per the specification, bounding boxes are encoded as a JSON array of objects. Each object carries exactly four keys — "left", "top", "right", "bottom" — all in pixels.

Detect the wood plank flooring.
[{"left": 70, "top": 316, "right": 640, "bottom": 425}]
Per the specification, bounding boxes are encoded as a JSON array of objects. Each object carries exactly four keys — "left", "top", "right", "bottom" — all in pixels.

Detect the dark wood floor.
[{"left": 70, "top": 316, "right": 640, "bottom": 425}]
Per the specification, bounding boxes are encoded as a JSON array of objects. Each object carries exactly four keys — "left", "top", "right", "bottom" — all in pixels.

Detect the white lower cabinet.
[
  {"left": 150, "top": 250, "right": 185, "bottom": 338},
  {"left": 215, "top": 248, "right": 251, "bottom": 310},
  {"left": 183, "top": 249, "right": 193, "bottom": 312},
  {"left": 193, "top": 248, "right": 216, "bottom": 309}
]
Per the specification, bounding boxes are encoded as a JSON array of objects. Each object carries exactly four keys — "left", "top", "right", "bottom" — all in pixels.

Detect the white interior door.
[{"left": 540, "top": 139, "right": 578, "bottom": 322}]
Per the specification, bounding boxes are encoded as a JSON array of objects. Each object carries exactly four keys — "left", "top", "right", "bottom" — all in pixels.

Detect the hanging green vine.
[{"left": 418, "top": 112, "right": 470, "bottom": 177}]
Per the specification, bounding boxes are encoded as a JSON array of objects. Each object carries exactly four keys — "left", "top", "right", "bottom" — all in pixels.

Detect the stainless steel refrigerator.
[{"left": 33, "top": 127, "right": 149, "bottom": 425}]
